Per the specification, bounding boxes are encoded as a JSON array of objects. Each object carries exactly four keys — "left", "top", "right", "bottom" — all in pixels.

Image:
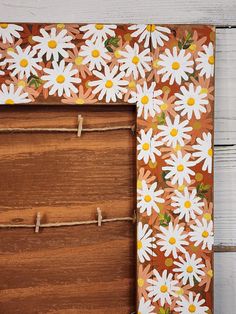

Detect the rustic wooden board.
[
  {"left": 0, "top": 105, "right": 136, "bottom": 313},
  {"left": 0, "top": 0, "right": 235, "bottom": 25}
]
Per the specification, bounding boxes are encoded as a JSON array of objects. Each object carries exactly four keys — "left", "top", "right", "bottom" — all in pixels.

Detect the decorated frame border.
[{"left": 0, "top": 23, "right": 214, "bottom": 314}]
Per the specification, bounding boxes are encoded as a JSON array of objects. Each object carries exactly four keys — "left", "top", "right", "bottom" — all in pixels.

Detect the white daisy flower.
[
  {"left": 0, "top": 83, "right": 31, "bottom": 104},
  {"left": 33, "top": 28, "right": 75, "bottom": 62},
  {"left": 128, "top": 82, "right": 163, "bottom": 120},
  {"left": 137, "top": 129, "right": 162, "bottom": 164},
  {"left": 158, "top": 114, "right": 192, "bottom": 148},
  {"left": 156, "top": 222, "right": 189, "bottom": 259},
  {"left": 119, "top": 43, "right": 151, "bottom": 79},
  {"left": 163, "top": 151, "right": 196, "bottom": 186},
  {"left": 79, "top": 24, "right": 117, "bottom": 43},
  {"left": 79, "top": 39, "right": 111, "bottom": 71},
  {"left": 138, "top": 297, "right": 155, "bottom": 314},
  {"left": 138, "top": 180, "right": 164, "bottom": 216},
  {"left": 89, "top": 65, "right": 128, "bottom": 102},
  {"left": 0, "top": 23, "right": 23, "bottom": 43},
  {"left": 157, "top": 47, "right": 194, "bottom": 85},
  {"left": 175, "top": 292, "right": 209, "bottom": 314},
  {"left": 137, "top": 222, "right": 157, "bottom": 263},
  {"left": 42, "top": 60, "right": 81, "bottom": 97},
  {"left": 6, "top": 45, "right": 42, "bottom": 79},
  {"left": 173, "top": 253, "right": 205, "bottom": 287},
  {"left": 147, "top": 269, "right": 179, "bottom": 306},
  {"left": 189, "top": 218, "right": 214, "bottom": 250},
  {"left": 171, "top": 187, "right": 204, "bottom": 222},
  {"left": 196, "top": 42, "right": 215, "bottom": 78},
  {"left": 128, "top": 24, "right": 171, "bottom": 48},
  {"left": 175, "top": 83, "right": 208, "bottom": 120},
  {"left": 192, "top": 132, "right": 213, "bottom": 173}
]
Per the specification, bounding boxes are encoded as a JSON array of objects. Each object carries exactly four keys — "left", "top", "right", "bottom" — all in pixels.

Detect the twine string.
[
  {"left": 0, "top": 209, "right": 136, "bottom": 232},
  {"left": 0, "top": 114, "right": 135, "bottom": 135}
]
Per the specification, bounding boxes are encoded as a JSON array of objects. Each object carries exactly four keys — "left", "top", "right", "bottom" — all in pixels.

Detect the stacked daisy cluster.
[
  {"left": 0, "top": 23, "right": 214, "bottom": 314},
  {"left": 135, "top": 26, "right": 214, "bottom": 314}
]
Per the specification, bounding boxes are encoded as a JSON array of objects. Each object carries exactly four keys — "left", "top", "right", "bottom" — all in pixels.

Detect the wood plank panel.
[
  {"left": 0, "top": 0, "right": 235, "bottom": 25},
  {"left": 0, "top": 106, "right": 136, "bottom": 224},
  {"left": 0, "top": 223, "right": 136, "bottom": 314},
  {"left": 0, "top": 105, "right": 136, "bottom": 313},
  {"left": 215, "top": 252, "right": 236, "bottom": 313}
]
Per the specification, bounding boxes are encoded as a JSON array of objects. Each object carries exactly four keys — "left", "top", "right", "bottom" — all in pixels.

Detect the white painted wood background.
[{"left": 0, "top": 0, "right": 236, "bottom": 313}]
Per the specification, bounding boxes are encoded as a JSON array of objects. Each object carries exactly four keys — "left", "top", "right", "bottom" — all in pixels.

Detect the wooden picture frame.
[{"left": 0, "top": 23, "right": 214, "bottom": 313}]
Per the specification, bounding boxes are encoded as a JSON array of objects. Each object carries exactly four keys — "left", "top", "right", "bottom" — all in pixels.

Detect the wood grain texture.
[
  {"left": 0, "top": 0, "right": 235, "bottom": 25},
  {"left": 0, "top": 223, "right": 135, "bottom": 314},
  {"left": 0, "top": 105, "right": 136, "bottom": 313},
  {"left": 215, "top": 252, "right": 236, "bottom": 314}
]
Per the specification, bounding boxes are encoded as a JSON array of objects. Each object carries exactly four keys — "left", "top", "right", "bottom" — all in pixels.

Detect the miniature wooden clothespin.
[
  {"left": 97, "top": 207, "right": 102, "bottom": 227},
  {"left": 77, "top": 114, "right": 83, "bottom": 137},
  {"left": 35, "top": 212, "right": 41, "bottom": 233}
]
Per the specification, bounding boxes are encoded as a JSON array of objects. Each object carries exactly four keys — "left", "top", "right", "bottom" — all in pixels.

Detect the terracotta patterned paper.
[{"left": 0, "top": 23, "right": 214, "bottom": 313}]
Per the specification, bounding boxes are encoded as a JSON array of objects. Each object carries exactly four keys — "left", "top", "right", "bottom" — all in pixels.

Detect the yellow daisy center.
[
  {"left": 153, "top": 59, "right": 159, "bottom": 69},
  {"left": 202, "top": 230, "right": 209, "bottom": 238},
  {"left": 161, "top": 103, "right": 168, "bottom": 110},
  {"left": 142, "top": 143, "right": 150, "bottom": 151},
  {"left": 137, "top": 240, "right": 142, "bottom": 250},
  {"left": 186, "top": 265, "right": 193, "bottom": 273},
  {"left": 91, "top": 49, "right": 100, "bottom": 58},
  {"left": 20, "top": 58, "right": 28, "bottom": 68},
  {"left": 128, "top": 80, "right": 136, "bottom": 89},
  {"left": 75, "top": 56, "right": 83, "bottom": 66},
  {"left": 208, "top": 148, "right": 213, "bottom": 156},
  {"left": 169, "top": 237, "right": 176, "bottom": 245},
  {"left": 207, "top": 269, "right": 213, "bottom": 278},
  {"left": 5, "top": 98, "right": 14, "bottom": 104},
  {"left": 172, "top": 61, "right": 180, "bottom": 70},
  {"left": 132, "top": 56, "right": 140, "bottom": 65},
  {"left": 48, "top": 40, "right": 57, "bottom": 49},
  {"left": 178, "top": 184, "right": 185, "bottom": 192},
  {"left": 105, "top": 80, "right": 113, "bottom": 88},
  {"left": 57, "top": 23, "right": 65, "bottom": 29},
  {"left": 176, "top": 288, "right": 184, "bottom": 296},
  {"left": 200, "top": 88, "right": 208, "bottom": 94},
  {"left": 160, "top": 285, "right": 168, "bottom": 293},
  {"left": 138, "top": 312, "right": 141, "bottom": 314},
  {"left": 75, "top": 98, "right": 85, "bottom": 105},
  {"left": 204, "top": 213, "right": 212, "bottom": 221},
  {"left": 177, "top": 164, "right": 184, "bottom": 172},
  {"left": 7, "top": 48, "right": 15, "bottom": 54},
  {"left": 146, "top": 24, "right": 156, "bottom": 32},
  {"left": 114, "top": 50, "right": 121, "bottom": 58},
  {"left": 141, "top": 95, "right": 149, "bottom": 105},
  {"left": 188, "top": 304, "right": 196, "bottom": 313},
  {"left": 170, "top": 128, "right": 178, "bottom": 137},
  {"left": 138, "top": 278, "right": 144, "bottom": 287},
  {"left": 208, "top": 55, "right": 215, "bottom": 65},
  {"left": 144, "top": 195, "right": 152, "bottom": 203},
  {"left": 0, "top": 23, "right": 8, "bottom": 29},
  {"left": 56, "top": 75, "right": 65, "bottom": 84},
  {"left": 195, "top": 172, "right": 203, "bottom": 181},
  {"left": 187, "top": 97, "right": 195, "bottom": 106},
  {"left": 95, "top": 24, "right": 104, "bottom": 30},
  {"left": 184, "top": 200, "right": 191, "bottom": 208},
  {"left": 17, "top": 80, "right": 26, "bottom": 88},
  {"left": 189, "top": 43, "right": 197, "bottom": 51}
]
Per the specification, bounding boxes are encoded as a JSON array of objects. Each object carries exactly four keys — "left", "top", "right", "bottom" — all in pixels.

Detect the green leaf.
[
  {"left": 104, "top": 36, "right": 120, "bottom": 52},
  {"left": 162, "top": 170, "right": 169, "bottom": 182},
  {"left": 159, "top": 307, "right": 166, "bottom": 314}
]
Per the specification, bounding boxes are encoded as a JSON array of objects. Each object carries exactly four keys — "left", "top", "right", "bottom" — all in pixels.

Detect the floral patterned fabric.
[{"left": 0, "top": 23, "right": 214, "bottom": 314}]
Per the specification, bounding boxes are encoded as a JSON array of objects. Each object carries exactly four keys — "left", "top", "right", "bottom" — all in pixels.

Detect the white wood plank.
[
  {"left": 0, "top": 0, "right": 235, "bottom": 25},
  {"left": 215, "top": 252, "right": 236, "bottom": 313},
  {"left": 215, "top": 28, "right": 236, "bottom": 145},
  {"left": 215, "top": 146, "right": 236, "bottom": 246}
]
